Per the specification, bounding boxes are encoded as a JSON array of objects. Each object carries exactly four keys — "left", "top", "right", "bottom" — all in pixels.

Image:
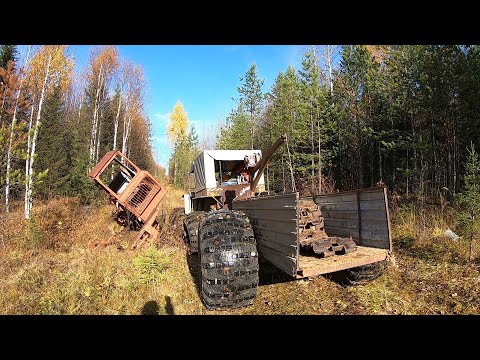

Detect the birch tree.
[
  {"left": 112, "top": 60, "right": 128, "bottom": 153},
  {"left": 24, "top": 45, "right": 73, "bottom": 219},
  {"left": 86, "top": 46, "right": 118, "bottom": 166},
  {"left": 3, "top": 46, "right": 30, "bottom": 212},
  {"left": 121, "top": 63, "right": 144, "bottom": 156},
  {"left": 320, "top": 45, "right": 340, "bottom": 95}
]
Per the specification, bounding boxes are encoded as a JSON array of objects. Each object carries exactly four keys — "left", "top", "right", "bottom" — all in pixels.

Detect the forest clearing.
[
  {"left": 1, "top": 45, "right": 480, "bottom": 315},
  {"left": 1, "top": 190, "right": 479, "bottom": 315}
]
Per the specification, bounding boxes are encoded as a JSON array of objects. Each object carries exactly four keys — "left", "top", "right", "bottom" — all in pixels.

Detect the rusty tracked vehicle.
[
  {"left": 183, "top": 134, "right": 392, "bottom": 310},
  {"left": 89, "top": 150, "right": 167, "bottom": 248}
]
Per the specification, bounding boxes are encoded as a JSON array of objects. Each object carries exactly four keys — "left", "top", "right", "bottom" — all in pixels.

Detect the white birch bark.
[
  {"left": 25, "top": 54, "right": 51, "bottom": 219},
  {"left": 89, "top": 63, "right": 103, "bottom": 164},
  {"left": 121, "top": 94, "right": 131, "bottom": 155},
  {"left": 95, "top": 78, "right": 107, "bottom": 163},
  {"left": 113, "top": 85, "right": 122, "bottom": 152},
  {"left": 122, "top": 113, "right": 131, "bottom": 155},
  {"left": 25, "top": 95, "right": 36, "bottom": 217},
  {"left": 5, "top": 45, "right": 31, "bottom": 213},
  {"left": 110, "top": 86, "right": 123, "bottom": 179},
  {"left": 77, "top": 93, "right": 83, "bottom": 125}
]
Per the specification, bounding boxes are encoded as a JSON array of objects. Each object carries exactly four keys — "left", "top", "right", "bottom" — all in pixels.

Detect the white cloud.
[{"left": 153, "top": 112, "right": 169, "bottom": 121}]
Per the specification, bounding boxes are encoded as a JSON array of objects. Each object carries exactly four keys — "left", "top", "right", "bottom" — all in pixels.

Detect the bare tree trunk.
[
  {"left": 317, "top": 117, "right": 322, "bottom": 194},
  {"left": 406, "top": 147, "right": 409, "bottom": 197},
  {"left": 412, "top": 107, "right": 417, "bottom": 194},
  {"left": 469, "top": 213, "right": 475, "bottom": 262},
  {"left": 453, "top": 126, "right": 458, "bottom": 195},
  {"left": 310, "top": 109, "right": 315, "bottom": 192},
  {"left": 431, "top": 118, "right": 437, "bottom": 192},
  {"left": 321, "top": 45, "right": 336, "bottom": 95},
  {"left": 5, "top": 45, "right": 31, "bottom": 213},
  {"left": 111, "top": 90, "right": 122, "bottom": 179},
  {"left": 379, "top": 143, "right": 382, "bottom": 181},
  {"left": 89, "top": 64, "right": 103, "bottom": 165},
  {"left": 326, "top": 46, "right": 334, "bottom": 95},
  {"left": 95, "top": 122, "right": 102, "bottom": 163},
  {"left": 25, "top": 54, "right": 51, "bottom": 219},
  {"left": 285, "top": 134, "right": 296, "bottom": 193},
  {"left": 77, "top": 93, "right": 83, "bottom": 125},
  {"left": 113, "top": 89, "right": 122, "bottom": 152},
  {"left": 250, "top": 99, "right": 255, "bottom": 150},
  {"left": 95, "top": 80, "right": 107, "bottom": 163},
  {"left": 24, "top": 96, "right": 36, "bottom": 218},
  {"left": 122, "top": 103, "right": 131, "bottom": 155}
]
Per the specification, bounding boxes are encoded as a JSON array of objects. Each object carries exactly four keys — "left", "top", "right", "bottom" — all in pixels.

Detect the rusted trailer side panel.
[
  {"left": 305, "top": 187, "right": 392, "bottom": 251},
  {"left": 233, "top": 193, "right": 298, "bottom": 276}
]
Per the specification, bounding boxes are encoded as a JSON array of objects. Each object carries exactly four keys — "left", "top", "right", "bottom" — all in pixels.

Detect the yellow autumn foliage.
[
  {"left": 27, "top": 45, "right": 74, "bottom": 96},
  {"left": 166, "top": 101, "right": 189, "bottom": 146}
]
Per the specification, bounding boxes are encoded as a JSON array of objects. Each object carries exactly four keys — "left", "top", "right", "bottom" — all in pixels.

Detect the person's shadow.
[
  {"left": 141, "top": 297, "right": 175, "bottom": 315},
  {"left": 141, "top": 300, "right": 159, "bottom": 315},
  {"left": 164, "top": 296, "right": 175, "bottom": 315}
]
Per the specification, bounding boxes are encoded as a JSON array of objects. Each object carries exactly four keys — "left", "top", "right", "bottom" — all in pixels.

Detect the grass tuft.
[
  {"left": 1, "top": 190, "right": 480, "bottom": 314},
  {"left": 133, "top": 246, "right": 171, "bottom": 285}
]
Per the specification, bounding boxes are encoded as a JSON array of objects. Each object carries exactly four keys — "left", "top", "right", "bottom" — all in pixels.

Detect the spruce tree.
[
  {"left": 0, "top": 45, "right": 17, "bottom": 69},
  {"left": 36, "top": 84, "right": 72, "bottom": 196},
  {"left": 456, "top": 143, "right": 480, "bottom": 260},
  {"left": 237, "top": 63, "right": 265, "bottom": 149}
]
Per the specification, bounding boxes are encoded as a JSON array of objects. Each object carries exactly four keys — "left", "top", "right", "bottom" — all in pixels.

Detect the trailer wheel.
[
  {"left": 341, "top": 260, "right": 387, "bottom": 286},
  {"left": 198, "top": 210, "right": 259, "bottom": 310}
]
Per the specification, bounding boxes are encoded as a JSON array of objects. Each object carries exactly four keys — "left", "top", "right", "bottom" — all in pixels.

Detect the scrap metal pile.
[{"left": 298, "top": 200, "right": 357, "bottom": 258}]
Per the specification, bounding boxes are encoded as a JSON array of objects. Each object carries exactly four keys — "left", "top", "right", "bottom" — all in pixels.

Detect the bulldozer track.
[{"left": 298, "top": 199, "right": 357, "bottom": 258}]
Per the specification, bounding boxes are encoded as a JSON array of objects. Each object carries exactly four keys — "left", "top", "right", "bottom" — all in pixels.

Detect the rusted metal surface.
[
  {"left": 305, "top": 187, "right": 392, "bottom": 251},
  {"left": 302, "top": 237, "right": 357, "bottom": 258},
  {"left": 89, "top": 150, "right": 167, "bottom": 247},
  {"left": 298, "top": 199, "right": 357, "bottom": 258},
  {"left": 233, "top": 193, "right": 298, "bottom": 276},
  {"left": 234, "top": 190, "right": 389, "bottom": 278}
]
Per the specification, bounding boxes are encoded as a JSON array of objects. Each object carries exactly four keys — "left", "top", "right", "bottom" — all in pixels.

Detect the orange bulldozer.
[{"left": 89, "top": 150, "right": 167, "bottom": 249}]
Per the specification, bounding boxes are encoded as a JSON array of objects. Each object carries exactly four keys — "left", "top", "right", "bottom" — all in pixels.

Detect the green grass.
[{"left": 1, "top": 196, "right": 479, "bottom": 314}]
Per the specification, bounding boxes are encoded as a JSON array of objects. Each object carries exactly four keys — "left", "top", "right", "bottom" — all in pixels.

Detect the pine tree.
[
  {"left": 216, "top": 103, "right": 251, "bottom": 150},
  {"left": 260, "top": 66, "right": 301, "bottom": 193},
  {"left": 237, "top": 63, "right": 265, "bottom": 149},
  {"left": 0, "top": 45, "right": 18, "bottom": 69},
  {"left": 456, "top": 143, "right": 480, "bottom": 260},
  {"left": 35, "top": 84, "right": 71, "bottom": 196}
]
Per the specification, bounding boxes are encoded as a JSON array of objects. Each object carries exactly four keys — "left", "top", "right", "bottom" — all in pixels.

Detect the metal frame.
[
  {"left": 233, "top": 187, "right": 392, "bottom": 279},
  {"left": 89, "top": 150, "right": 167, "bottom": 245}
]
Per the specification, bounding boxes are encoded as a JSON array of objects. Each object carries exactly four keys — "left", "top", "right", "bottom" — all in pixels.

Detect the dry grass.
[{"left": 1, "top": 194, "right": 480, "bottom": 315}]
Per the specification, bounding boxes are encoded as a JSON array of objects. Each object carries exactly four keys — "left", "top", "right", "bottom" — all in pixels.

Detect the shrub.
[
  {"left": 132, "top": 246, "right": 170, "bottom": 286},
  {"left": 455, "top": 143, "right": 480, "bottom": 261}
]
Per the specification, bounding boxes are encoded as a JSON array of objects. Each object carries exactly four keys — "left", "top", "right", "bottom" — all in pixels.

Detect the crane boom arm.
[{"left": 250, "top": 134, "right": 287, "bottom": 192}]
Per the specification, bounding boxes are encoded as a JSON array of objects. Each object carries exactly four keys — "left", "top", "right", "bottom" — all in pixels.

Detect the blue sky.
[{"left": 19, "top": 45, "right": 310, "bottom": 168}]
